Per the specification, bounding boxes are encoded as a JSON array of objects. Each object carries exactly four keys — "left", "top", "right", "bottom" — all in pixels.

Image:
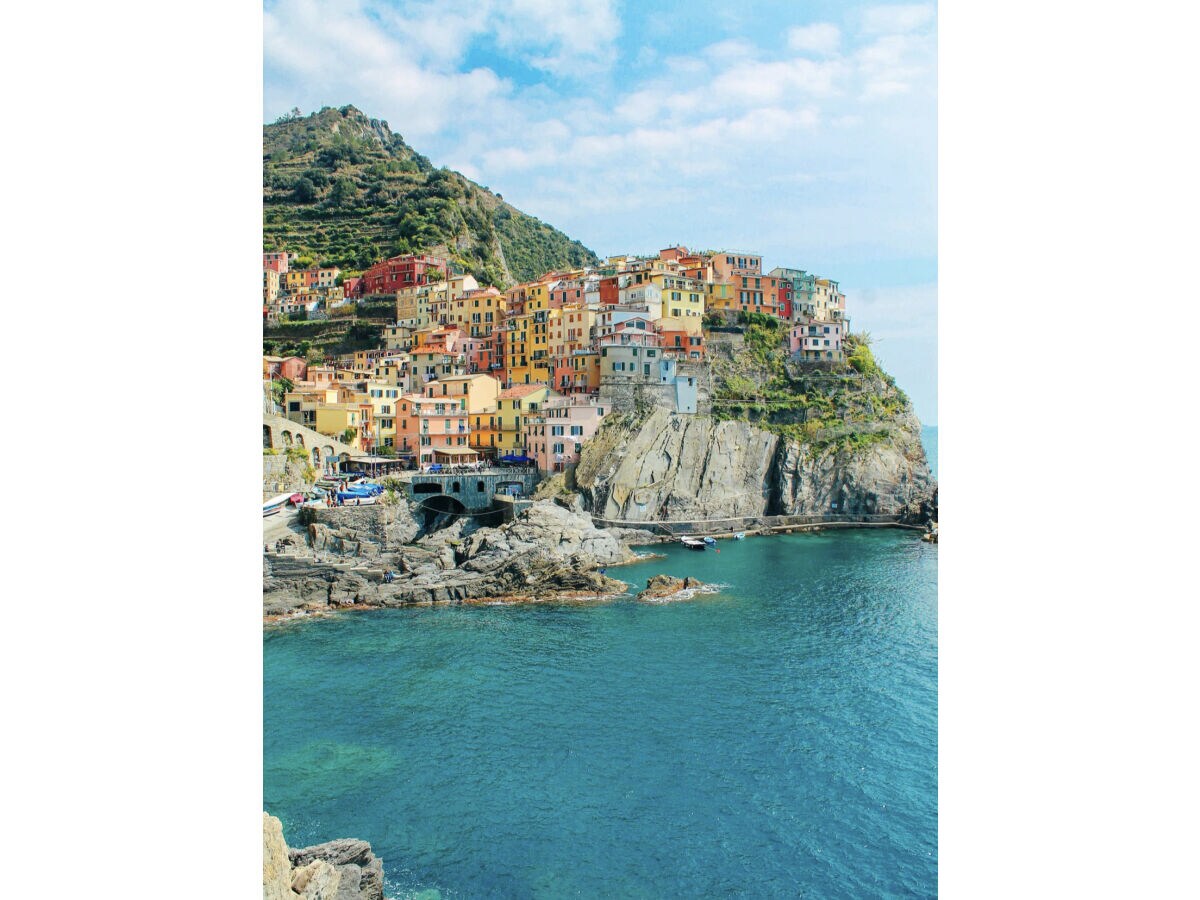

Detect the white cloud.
[
  {"left": 264, "top": 0, "right": 515, "bottom": 138},
  {"left": 787, "top": 23, "right": 841, "bottom": 56},
  {"left": 861, "top": 4, "right": 936, "bottom": 35},
  {"left": 490, "top": 0, "right": 621, "bottom": 76}
]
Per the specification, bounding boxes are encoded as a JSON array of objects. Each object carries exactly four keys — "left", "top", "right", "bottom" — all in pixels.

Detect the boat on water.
[
  {"left": 702, "top": 536, "right": 717, "bottom": 546},
  {"left": 733, "top": 532, "right": 745, "bottom": 540},
  {"left": 681, "top": 537, "right": 707, "bottom": 551}
]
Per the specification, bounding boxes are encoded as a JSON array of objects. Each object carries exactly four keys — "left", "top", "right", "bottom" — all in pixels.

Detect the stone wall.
[{"left": 263, "top": 454, "right": 317, "bottom": 499}]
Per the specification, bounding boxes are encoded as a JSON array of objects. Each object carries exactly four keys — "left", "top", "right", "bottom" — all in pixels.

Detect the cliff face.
[
  {"left": 575, "top": 407, "right": 935, "bottom": 524},
  {"left": 574, "top": 409, "right": 778, "bottom": 521}
]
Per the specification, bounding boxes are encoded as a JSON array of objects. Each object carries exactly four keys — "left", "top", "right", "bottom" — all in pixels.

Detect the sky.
[{"left": 264, "top": 0, "right": 937, "bottom": 423}]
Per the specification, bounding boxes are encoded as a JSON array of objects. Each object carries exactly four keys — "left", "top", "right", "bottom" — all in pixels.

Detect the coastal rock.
[
  {"left": 637, "top": 574, "right": 706, "bottom": 600},
  {"left": 576, "top": 408, "right": 777, "bottom": 521},
  {"left": 774, "top": 410, "right": 934, "bottom": 520},
  {"left": 263, "top": 813, "right": 385, "bottom": 900},
  {"left": 265, "top": 500, "right": 636, "bottom": 616},
  {"left": 290, "top": 839, "right": 384, "bottom": 900},
  {"left": 291, "top": 860, "right": 341, "bottom": 900},
  {"left": 575, "top": 406, "right": 935, "bottom": 524},
  {"left": 304, "top": 502, "right": 422, "bottom": 556},
  {"left": 263, "top": 813, "right": 294, "bottom": 900}
]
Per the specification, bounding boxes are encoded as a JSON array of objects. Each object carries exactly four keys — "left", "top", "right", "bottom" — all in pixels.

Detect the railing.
[{"left": 591, "top": 512, "right": 923, "bottom": 535}]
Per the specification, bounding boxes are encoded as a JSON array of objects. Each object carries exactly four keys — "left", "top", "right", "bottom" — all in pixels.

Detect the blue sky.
[{"left": 264, "top": 0, "right": 937, "bottom": 423}]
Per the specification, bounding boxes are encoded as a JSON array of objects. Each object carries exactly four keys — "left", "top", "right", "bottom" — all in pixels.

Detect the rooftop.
[{"left": 499, "top": 384, "right": 547, "bottom": 399}]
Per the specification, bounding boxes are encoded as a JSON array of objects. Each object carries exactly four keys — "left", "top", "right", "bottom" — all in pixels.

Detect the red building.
[
  {"left": 360, "top": 254, "right": 447, "bottom": 296},
  {"left": 598, "top": 276, "right": 619, "bottom": 306},
  {"left": 279, "top": 356, "right": 308, "bottom": 381},
  {"left": 778, "top": 282, "right": 793, "bottom": 319},
  {"left": 263, "top": 251, "right": 289, "bottom": 274}
]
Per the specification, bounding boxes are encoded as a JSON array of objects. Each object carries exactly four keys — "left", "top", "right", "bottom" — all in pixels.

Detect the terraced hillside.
[{"left": 263, "top": 105, "right": 598, "bottom": 286}]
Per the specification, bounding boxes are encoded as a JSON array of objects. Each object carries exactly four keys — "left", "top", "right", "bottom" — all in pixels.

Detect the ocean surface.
[{"left": 263, "top": 430, "right": 938, "bottom": 899}]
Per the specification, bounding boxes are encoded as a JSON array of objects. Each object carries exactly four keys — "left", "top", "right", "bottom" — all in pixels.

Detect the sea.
[{"left": 263, "top": 427, "right": 938, "bottom": 898}]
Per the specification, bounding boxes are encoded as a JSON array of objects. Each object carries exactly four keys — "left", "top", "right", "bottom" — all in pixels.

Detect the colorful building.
[
  {"left": 524, "top": 394, "right": 607, "bottom": 473},
  {"left": 360, "top": 254, "right": 447, "bottom": 296},
  {"left": 789, "top": 321, "right": 844, "bottom": 361},
  {"left": 424, "top": 373, "right": 500, "bottom": 415},
  {"left": 394, "top": 393, "right": 471, "bottom": 466}
]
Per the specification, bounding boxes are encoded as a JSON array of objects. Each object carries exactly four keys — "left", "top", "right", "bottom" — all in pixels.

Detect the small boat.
[
  {"left": 681, "top": 537, "right": 707, "bottom": 551},
  {"left": 288, "top": 493, "right": 305, "bottom": 506},
  {"left": 702, "top": 536, "right": 717, "bottom": 545},
  {"left": 733, "top": 532, "right": 745, "bottom": 540},
  {"left": 262, "top": 492, "right": 293, "bottom": 517}
]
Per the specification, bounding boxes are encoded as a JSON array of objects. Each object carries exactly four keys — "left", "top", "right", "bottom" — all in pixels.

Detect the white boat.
[
  {"left": 733, "top": 532, "right": 745, "bottom": 540},
  {"left": 262, "top": 492, "right": 294, "bottom": 516},
  {"left": 681, "top": 537, "right": 707, "bottom": 551}
]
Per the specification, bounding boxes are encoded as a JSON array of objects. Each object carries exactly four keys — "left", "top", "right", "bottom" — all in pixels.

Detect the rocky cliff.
[
  {"left": 576, "top": 327, "right": 936, "bottom": 524},
  {"left": 264, "top": 812, "right": 385, "bottom": 900},
  {"left": 575, "top": 406, "right": 935, "bottom": 524}
]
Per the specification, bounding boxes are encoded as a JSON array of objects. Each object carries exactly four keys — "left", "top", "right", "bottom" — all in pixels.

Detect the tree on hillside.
[
  {"left": 329, "top": 177, "right": 359, "bottom": 206},
  {"left": 293, "top": 177, "right": 317, "bottom": 203}
]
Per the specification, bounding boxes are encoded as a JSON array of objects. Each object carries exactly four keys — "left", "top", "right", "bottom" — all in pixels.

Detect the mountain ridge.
[{"left": 263, "top": 105, "right": 598, "bottom": 286}]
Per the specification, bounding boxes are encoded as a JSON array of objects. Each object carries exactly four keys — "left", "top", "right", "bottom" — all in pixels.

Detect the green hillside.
[{"left": 263, "top": 106, "right": 598, "bottom": 287}]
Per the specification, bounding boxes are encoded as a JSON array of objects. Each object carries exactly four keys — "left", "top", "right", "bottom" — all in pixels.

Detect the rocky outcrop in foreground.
[
  {"left": 264, "top": 499, "right": 635, "bottom": 617},
  {"left": 264, "top": 812, "right": 384, "bottom": 900}
]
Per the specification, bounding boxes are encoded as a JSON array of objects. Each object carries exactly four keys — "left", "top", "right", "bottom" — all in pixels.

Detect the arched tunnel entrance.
[{"left": 416, "top": 493, "right": 469, "bottom": 530}]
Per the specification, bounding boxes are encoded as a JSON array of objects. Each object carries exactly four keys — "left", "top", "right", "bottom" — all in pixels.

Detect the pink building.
[
  {"left": 263, "top": 251, "right": 289, "bottom": 274},
  {"left": 395, "top": 393, "right": 472, "bottom": 467},
  {"left": 523, "top": 395, "right": 607, "bottom": 473},
  {"left": 789, "top": 320, "right": 844, "bottom": 361},
  {"left": 279, "top": 356, "right": 308, "bottom": 381}
]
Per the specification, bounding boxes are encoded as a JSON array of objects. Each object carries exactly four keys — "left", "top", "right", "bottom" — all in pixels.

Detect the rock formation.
[
  {"left": 575, "top": 406, "right": 935, "bottom": 524},
  {"left": 264, "top": 499, "right": 636, "bottom": 616},
  {"left": 264, "top": 812, "right": 384, "bottom": 900},
  {"left": 636, "top": 574, "right": 706, "bottom": 600}
]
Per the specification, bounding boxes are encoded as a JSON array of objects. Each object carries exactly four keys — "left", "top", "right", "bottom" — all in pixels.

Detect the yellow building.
[
  {"left": 504, "top": 313, "right": 533, "bottom": 385},
  {"left": 451, "top": 288, "right": 505, "bottom": 338},
  {"left": 469, "top": 410, "right": 501, "bottom": 456},
  {"left": 364, "top": 381, "right": 404, "bottom": 451},
  {"left": 567, "top": 350, "right": 601, "bottom": 394},
  {"left": 315, "top": 404, "right": 368, "bottom": 450},
  {"left": 705, "top": 280, "right": 737, "bottom": 313},
  {"left": 489, "top": 385, "right": 559, "bottom": 454},
  {"left": 426, "top": 373, "right": 500, "bottom": 415},
  {"left": 651, "top": 272, "right": 706, "bottom": 320},
  {"left": 263, "top": 269, "right": 280, "bottom": 304}
]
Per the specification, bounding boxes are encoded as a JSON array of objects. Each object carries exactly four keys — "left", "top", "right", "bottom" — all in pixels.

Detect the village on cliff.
[{"left": 263, "top": 246, "right": 850, "bottom": 477}]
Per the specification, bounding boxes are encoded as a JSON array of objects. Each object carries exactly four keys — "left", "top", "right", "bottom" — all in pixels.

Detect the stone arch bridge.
[{"left": 263, "top": 413, "right": 357, "bottom": 473}]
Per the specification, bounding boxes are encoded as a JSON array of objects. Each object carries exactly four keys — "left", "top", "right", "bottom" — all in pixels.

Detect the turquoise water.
[{"left": 265, "top": 527, "right": 938, "bottom": 898}]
